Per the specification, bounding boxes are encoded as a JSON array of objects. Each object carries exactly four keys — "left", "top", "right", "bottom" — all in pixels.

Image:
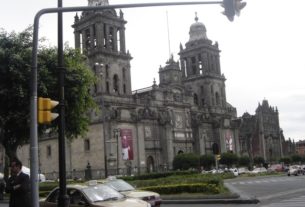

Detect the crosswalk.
[
  {"left": 261, "top": 195, "right": 305, "bottom": 207},
  {"left": 226, "top": 177, "right": 298, "bottom": 185}
]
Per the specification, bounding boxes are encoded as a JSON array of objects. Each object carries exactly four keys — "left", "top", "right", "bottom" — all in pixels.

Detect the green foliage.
[
  {"left": 253, "top": 156, "right": 265, "bottom": 165},
  {"left": 129, "top": 173, "right": 223, "bottom": 188},
  {"left": 279, "top": 156, "right": 291, "bottom": 164},
  {"left": 140, "top": 183, "right": 220, "bottom": 195},
  {"left": 0, "top": 27, "right": 97, "bottom": 158},
  {"left": 238, "top": 155, "right": 250, "bottom": 167},
  {"left": 219, "top": 152, "right": 238, "bottom": 168},
  {"left": 200, "top": 154, "right": 214, "bottom": 170},
  {"left": 173, "top": 153, "right": 200, "bottom": 170},
  {"left": 122, "top": 170, "right": 197, "bottom": 181},
  {"left": 291, "top": 154, "right": 302, "bottom": 163}
]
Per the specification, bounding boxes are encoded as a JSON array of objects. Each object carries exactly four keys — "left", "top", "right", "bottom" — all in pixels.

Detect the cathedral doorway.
[{"left": 146, "top": 156, "right": 155, "bottom": 173}]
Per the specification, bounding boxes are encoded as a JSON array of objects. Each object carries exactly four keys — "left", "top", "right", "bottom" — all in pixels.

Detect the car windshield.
[
  {"left": 82, "top": 184, "right": 124, "bottom": 202},
  {"left": 105, "top": 179, "right": 135, "bottom": 192}
]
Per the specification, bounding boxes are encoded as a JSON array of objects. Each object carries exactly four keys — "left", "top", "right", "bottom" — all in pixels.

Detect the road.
[
  {"left": 0, "top": 175, "right": 304, "bottom": 207},
  {"left": 162, "top": 174, "right": 305, "bottom": 207}
]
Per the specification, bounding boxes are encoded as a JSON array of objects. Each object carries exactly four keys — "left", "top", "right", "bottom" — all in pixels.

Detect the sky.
[{"left": 1, "top": 0, "right": 304, "bottom": 141}]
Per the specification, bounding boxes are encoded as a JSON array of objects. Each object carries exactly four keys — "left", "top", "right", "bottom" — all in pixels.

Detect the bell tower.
[
  {"left": 72, "top": 0, "right": 132, "bottom": 96},
  {"left": 179, "top": 15, "right": 226, "bottom": 109}
]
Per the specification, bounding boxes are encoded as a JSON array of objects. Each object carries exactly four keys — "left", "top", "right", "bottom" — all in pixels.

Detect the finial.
[
  {"left": 195, "top": 12, "right": 198, "bottom": 22},
  {"left": 153, "top": 78, "right": 156, "bottom": 86}
]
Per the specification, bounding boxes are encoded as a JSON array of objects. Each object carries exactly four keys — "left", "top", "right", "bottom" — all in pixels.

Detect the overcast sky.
[{"left": 1, "top": 0, "right": 304, "bottom": 141}]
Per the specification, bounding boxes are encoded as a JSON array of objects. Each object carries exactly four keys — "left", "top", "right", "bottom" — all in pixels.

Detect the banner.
[
  {"left": 224, "top": 130, "right": 233, "bottom": 151},
  {"left": 120, "top": 129, "right": 134, "bottom": 160}
]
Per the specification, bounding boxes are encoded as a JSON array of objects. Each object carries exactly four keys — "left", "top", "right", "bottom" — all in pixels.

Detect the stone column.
[
  {"left": 74, "top": 31, "right": 81, "bottom": 49},
  {"left": 119, "top": 27, "right": 126, "bottom": 53},
  {"left": 90, "top": 25, "right": 95, "bottom": 49}
]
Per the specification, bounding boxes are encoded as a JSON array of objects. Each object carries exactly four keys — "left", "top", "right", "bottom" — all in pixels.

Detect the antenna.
[{"left": 166, "top": 10, "right": 171, "bottom": 59}]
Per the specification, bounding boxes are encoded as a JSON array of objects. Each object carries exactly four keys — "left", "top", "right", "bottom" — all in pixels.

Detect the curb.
[{"left": 162, "top": 198, "right": 259, "bottom": 204}]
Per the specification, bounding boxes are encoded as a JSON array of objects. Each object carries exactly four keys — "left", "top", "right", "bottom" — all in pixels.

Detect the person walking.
[{"left": 5, "top": 158, "right": 30, "bottom": 207}]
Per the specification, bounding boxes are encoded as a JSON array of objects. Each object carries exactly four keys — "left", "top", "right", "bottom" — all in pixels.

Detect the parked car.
[
  {"left": 40, "top": 181, "right": 151, "bottom": 207},
  {"left": 287, "top": 165, "right": 304, "bottom": 176},
  {"left": 22, "top": 166, "right": 46, "bottom": 182},
  {"left": 99, "top": 177, "right": 161, "bottom": 207},
  {"left": 237, "top": 167, "right": 250, "bottom": 174},
  {"left": 249, "top": 167, "right": 267, "bottom": 174},
  {"left": 267, "top": 164, "right": 284, "bottom": 173}
]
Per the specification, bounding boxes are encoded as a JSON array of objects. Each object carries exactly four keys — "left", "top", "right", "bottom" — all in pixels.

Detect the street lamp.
[
  {"left": 114, "top": 128, "right": 120, "bottom": 175},
  {"left": 30, "top": 1, "right": 246, "bottom": 207}
]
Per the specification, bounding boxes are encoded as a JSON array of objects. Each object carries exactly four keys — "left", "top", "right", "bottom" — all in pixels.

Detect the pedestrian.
[{"left": 5, "top": 158, "right": 30, "bottom": 207}]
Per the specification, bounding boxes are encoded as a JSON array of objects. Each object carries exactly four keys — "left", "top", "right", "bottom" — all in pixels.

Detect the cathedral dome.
[{"left": 189, "top": 14, "right": 208, "bottom": 42}]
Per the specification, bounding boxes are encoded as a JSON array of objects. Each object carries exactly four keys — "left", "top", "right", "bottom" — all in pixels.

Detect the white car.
[
  {"left": 250, "top": 167, "right": 267, "bottom": 174},
  {"left": 99, "top": 177, "right": 162, "bottom": 207},
  {"left": 237, "top": 167, "right": 250, "bottom": 174},
  {"left": 287, "top": 165, "right": 304, "bottom": 176},
  {"left": 40, "top": 182, "right": 151, "bottom": 207},
  {"left": 22, "top": 166, "right": 46, "bottom": 182}
]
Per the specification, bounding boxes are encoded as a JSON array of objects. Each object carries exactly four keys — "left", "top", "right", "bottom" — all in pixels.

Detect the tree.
[
  {"left": 173, "top": 153, "right": 199, "bottom": 170},
  {"left": 0, "top": 27, "right": 97, "bottom": 159},
  {"left": 200, "top": 154, "right": 214, "bottom": 170},
  {"left": 279, "top": 157, "right": 291, "bottom": 165},
  {"left": 219, "top": 152, "right": 238, "bottom": 168},
  {"left": 253, "top": 156, "right": 265, "bottom": 166},
  {"left": 290, "top": 154, "right": 302, "bottom": 164},
  {"left": 238, "top": 155, "right": 250, "bottom": 167}
]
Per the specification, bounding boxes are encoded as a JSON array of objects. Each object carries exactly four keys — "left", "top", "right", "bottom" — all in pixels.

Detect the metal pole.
[
  {"left": 116, "top": 129, "right": 120, "bottom": 175},
  {"left": 57, "top": 0, "right": 69, "bottom": 206},
  {"left": 30, "top": 1, "right": 225, "bottom": 206},
  {"left": 102, "top": 98, "right": 108, "bottom": 178}
]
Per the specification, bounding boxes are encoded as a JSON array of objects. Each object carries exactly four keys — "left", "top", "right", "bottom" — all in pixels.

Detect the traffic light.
[
  {"left": 221, "top": 0, "right": 247, "bottom": 22},
  {"left": 216, "top": 154, "right": 221, "bottom": 161},
  {"left": 38, "top": 97, "right": 59, "bottom": 124}
]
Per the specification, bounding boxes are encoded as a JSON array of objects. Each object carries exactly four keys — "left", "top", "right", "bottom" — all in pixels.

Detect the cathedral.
[{"left": 17, "top": 0, "right": 292, "bottom": 179}]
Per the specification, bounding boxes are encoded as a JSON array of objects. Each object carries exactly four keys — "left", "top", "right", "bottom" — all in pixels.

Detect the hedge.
[{"left": 140, "top": 183, "right": 220, "bottom": 194}]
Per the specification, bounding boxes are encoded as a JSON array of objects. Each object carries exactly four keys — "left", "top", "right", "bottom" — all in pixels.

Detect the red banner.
[{"left": 120, "top": 129, "right": 134, "bottom": 160}]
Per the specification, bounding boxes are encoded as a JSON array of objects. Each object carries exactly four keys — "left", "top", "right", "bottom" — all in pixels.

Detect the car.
[
  {"left": 287, "top": 165, "right": 304, "bottom": 176},
  {"left": 249, "top": 167, "right": 267, "bottom": 174},
  {"left": 40, "top": 181, "right": 151, "bottom": 207},
  {"left": 237, "top": 167, "right": 250, "bottom": 174},
  {"left": 99, "top": 177, "right": 161, "bottom": 207},
  {"left": 22, "top": 166, "right": 46, "bottom": 182},
  {"left": 267, "top": 164, "right": 284, "bottom": 173}
]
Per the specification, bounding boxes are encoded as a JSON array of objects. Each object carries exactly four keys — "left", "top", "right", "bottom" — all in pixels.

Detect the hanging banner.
[
  {"left": 224, "top": 130, "right": 233, "bottom": 152},
  {"left": 120, "top": 129, "right": 134, "bottom": 160}
]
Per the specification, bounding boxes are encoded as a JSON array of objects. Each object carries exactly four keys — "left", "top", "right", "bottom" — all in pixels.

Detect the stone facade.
[
  {"left": 238, "top": 100, "right": 294, "bottom": 162},
  {"left": 16, "top": 1, "right": 292, "bottom": 178}
]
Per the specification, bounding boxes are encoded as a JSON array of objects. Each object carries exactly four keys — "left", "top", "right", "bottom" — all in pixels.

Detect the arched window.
[
  {"left": 113, "top": 74, "right": 119, "bottom": 93},
  {"left": 215, "top": 92, "right": 220, "bottom": 105},
  {"left": 106, "top": 81, "right": 110, "bottom": 93},
  {"left": 123, "top": 84, "right": 126, "bottom": 94},
  {"left": 147, "top": 156, "right": 155, "bottom": 173},
  {"left": 122, "top": 68, "right": 126, "bottom": 80},
  {"left": 105, "top": 65, "right": 109, "bottom": 78},
  {"left": 194, "top": 93, "right": 198, "bottom": 105}
]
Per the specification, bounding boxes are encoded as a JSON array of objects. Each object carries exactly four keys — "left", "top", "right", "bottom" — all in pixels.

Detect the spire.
[
  {"left": 189, "top": 13, "right": 208, "bottom": 42},
  {"left": 88, "top": 0, "right": 109, "bottom": 6},
  {"left": 195, "top": 12, "right": 199, "bottom": 22}
]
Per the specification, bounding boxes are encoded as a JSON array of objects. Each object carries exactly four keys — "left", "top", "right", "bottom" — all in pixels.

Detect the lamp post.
[
  {"left": 114, "top": 128, "right": 120, "bottom": 175},
  {"left": 30, "top": 1, "right": 243, "bottom": 207}
]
